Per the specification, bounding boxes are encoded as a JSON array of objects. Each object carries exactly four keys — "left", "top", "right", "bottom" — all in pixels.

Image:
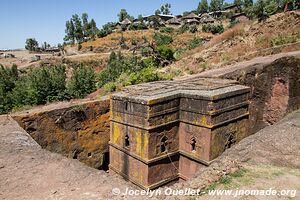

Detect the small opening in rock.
[
  {"left": 72, "top": 150, "right": 79, "bottom": 159},
  {"left": 160, "top": 136, "right": 168, "bottom": 153},
  {"left": 191, "top": 138, "right": 196, "bottom": 152},
  {"left": 225, "top": 134, "right": 236, "bottom": 149},
  {"left": 124, "top": 102, "right": 128, "bottom": 111},
  {"left": 99, "top": 152, "right": 109, "bottom": 171},
  {"left": 125, "top": 134, "right": 130, "bottom": 148},
  {"left": 88, "top": 152, "right": 92, "bottom": 157}
]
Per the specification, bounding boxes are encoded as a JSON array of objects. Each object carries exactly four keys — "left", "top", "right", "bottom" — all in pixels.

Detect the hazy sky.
[{"left": 0, "top": 0, "right": 232, "bottom": 49}]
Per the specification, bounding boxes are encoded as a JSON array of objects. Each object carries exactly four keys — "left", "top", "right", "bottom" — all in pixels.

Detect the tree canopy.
[
  {"left": 197, "top": 0, "right": 209, "bottom": 14},
  {"left": 25, "top": 38, "right": 39, "bottom": 52},
  {"left": 118, "top": 9, "right": 134, "bottom": 22},
  {"left": 64, "top": 13, "right": 98, "bottom": 44},
  {"left": 155, "top": 3, "right": 172, "bottom": 15}
]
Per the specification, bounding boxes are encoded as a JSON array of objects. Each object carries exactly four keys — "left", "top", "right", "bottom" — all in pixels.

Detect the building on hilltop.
[
  {"left": 110, "top": 78, "right": 250, "bottom": 189},
  {"left": 166, "top": 17, "right": 182, "bottom": 26},
  {"left": 200, "top": 13, "right": 215, "bottom": 24},
  {"left": 223, "top": 4, "right": 241, "bottom": 14},
  {"left": 182, "top": 12, "right": 200, "bottom": 25},
  {"left": 231, "top": 12, "right": 249, "bottom": 22}
]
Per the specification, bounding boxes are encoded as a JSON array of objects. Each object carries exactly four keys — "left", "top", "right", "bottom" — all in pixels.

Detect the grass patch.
[
  {"left": 230, "top": 168, "right": 248, "bottom": 178},
  {"left": 219, "top": 176, "right": 232, "bottom": 185},
  {"left": 202, "top": 168, "right": 248, "bottom": 193},
  {"left": 201, "top": 182, "right": 218, "bottom": 196},
  {"left": 270, "top": 31, "right": 300, "bottom": 47}
]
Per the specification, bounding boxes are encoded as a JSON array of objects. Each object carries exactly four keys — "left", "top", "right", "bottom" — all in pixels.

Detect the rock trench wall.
[
  {"left": 223, "top": 57, "right": 300, "bottom": 132},
  {"left": 13, "top": 99, "right": 110, "bottom": 169},
  {"left": 198, "top": 54, "right": 300, "bottom": 133}
]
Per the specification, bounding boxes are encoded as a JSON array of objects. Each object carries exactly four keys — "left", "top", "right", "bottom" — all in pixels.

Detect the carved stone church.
[{"left": 109, "top": 78, "right": 250, "bottom": 189}]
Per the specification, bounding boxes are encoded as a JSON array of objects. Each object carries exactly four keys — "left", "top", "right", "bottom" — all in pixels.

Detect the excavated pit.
[{"left": 10, "top": 52, "right": 300, "bottom": 189}]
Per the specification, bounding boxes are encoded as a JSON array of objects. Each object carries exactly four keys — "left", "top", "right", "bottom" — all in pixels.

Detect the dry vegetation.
[
  {"left": 80, "top": 29, "right": 213, "bottom": 52},
  {"left": 165, "top": 11, "right": 300, "bottom": 76},
  {"left": 81, "top": 30, "right": 155, "bottom": 52}
]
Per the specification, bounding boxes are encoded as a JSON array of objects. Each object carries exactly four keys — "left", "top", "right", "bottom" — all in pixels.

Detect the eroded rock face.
[
  {"left": 223, "top": 56, "right": 300, "bottom": 132},
  {"left": 13, "top": 99, "right": 110, "bottom": 169},
  {"left": 197, "top": 53, "right": 300, "bottom": 133}
]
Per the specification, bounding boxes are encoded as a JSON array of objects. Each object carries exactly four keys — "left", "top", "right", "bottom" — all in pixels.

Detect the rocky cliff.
[{"left": 13, "top": 99, "right": 110, "bottom": 169}]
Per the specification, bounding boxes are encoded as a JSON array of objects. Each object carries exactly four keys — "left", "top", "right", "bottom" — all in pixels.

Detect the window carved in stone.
[
  {"left": 160, "top": 136, "right": 169, "bottom": 153},
  {"left": 191, "top": 138, "right": 197, "bottom": 153},
  {"left": 125, "top": 134, "right": 130, "bottom": 148}
]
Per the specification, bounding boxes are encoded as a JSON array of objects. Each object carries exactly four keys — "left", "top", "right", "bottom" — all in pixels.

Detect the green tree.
[
  {"left": 82, "top": 13, "right": 89, "bottom": 38},
  {"left": 210, "top": 0, "right": 223, "bottom": 11},
  {"left": 25, "top": 38, "right": 39, "bottom": 52},
  {"left": 64, "top": 20, "right": 75, "bottom": 44},
  {"left": 29, "top": 65, "right": 67, "bottom": 104},
  {"left": 157, "top": 46, "right": 174, "bottom": 61},
  {"left": 160, "top": 3, "right": 172, "bottom": 15},
  {"left": 118, "top": 9, "right": 134, "bottom": 22},
  {"left": 68, "top": 65, "right": 96, "bottom": 98},
  {"left": 234, "top": 0, "right": 243, "bottom": 7},
  {"left": 197, "top": 0, "right": 209, "bottom": 13},
  {"left": 157, "top": 3, "right": 172, "bottom": 15},
  {"left": 88, "top": 19, "right": 98, "bottom": 39},
  {"left": 9, "top": 77, "right": 38, "bottom": 109},
  {"left": 0, "top": 65, "right": 18, "bottom": 94},
  {"left": 244, "top": 0, "right": 254, "bottom": 7},
  {"left": 253, "top": 0, "right": 267, "bottom": 20},
  {"left": 72, "top": 14, "right": 84, "bottom": 43},
  {"left": 0, "top": 64, "right": 20, "bottom": 113},
  {"left": 265, "top": 0, "right": 278, "bottom": 15},
  {"left": 153, "top": 33, "right": 173, "bottom": 46}
]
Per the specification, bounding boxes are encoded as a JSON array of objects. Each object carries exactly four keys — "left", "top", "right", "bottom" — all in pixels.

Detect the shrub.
[
  {"left": 157, "top": 45, "right": 174, "bottom": 61},
  {"left": 103, "top": 82, "right": 117, "bottom": 92},
  {"left": 131, "top": 37, "right": 138, "bottom": 46},
  {"left": 142, "top": 57, "right": 159, "bottom": 68},
  {"left": 178, "top": 24, "right": 189, "bottom": 33},
  {"left": 187, "top": 37, "right": 203, "bottom": 50},
  {"left": 117, "top": 67, "right": 173, "bottom": 87},
  {"left": 29, "top": 65, "right": 67, "bottom": 104},
  {"left": 77, "top": 43, "right": 82, "bottom": 51},
  {"left": 153, "top": 33, "right": 173, "bottom": 46},
  {"left": 97, "top": 52, "right": 137, "bottom": 87},
  {"left": 141, "top": 47, "right": 153, "bottom": 57},
  {"left": 97, "top": 29, "right": 109, "bottom": 38},
  {"left": 270, "top": 34, "right": 300, "bottom": 47},
  {"left": 0, "top": 64, "right": 18, "bottom": 94},
  {"left": 174, "top": 48, "right": 186, "bottom": 60},
  {"left": 67, "top": 64, "right": 96, "bottom": 98},
  {"left": 202, "top": 24, "right": 224, "bottom": 34},
  {"left": 129, "top": 23, "right": 147, "bottom": 30},
  {"left": 9, "top": 77, "right": 38, "bottom": 109},
  {"left": 160, "top": 27, "right": 174, "bottom": 33},
  {"left": 189, "top": 25, "right": 198, "bottom": 33},
  {"left": 0, "top": 63, "right": 99, "bottom": 114}
]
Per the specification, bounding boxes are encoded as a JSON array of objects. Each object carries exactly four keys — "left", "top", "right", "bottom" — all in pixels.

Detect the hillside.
[
  {"left": 78, "top": 11, "right": 300, "bottom": 80},
  {"left": 79, "top": 29, "right": 213, "bottom": 53},
  {"left": 164, "top": 11, "right": 300, "bottom": 76}
]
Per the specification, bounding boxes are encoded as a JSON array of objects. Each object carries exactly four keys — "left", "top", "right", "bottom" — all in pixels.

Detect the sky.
[{"left": 0, "top": 0, "right": 232, "bottom": 49}]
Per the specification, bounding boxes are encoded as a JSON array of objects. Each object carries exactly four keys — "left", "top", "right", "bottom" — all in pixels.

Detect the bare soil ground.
[
  {"left": 0, "top": 49, "right": 111, "bottom": 72},
  {"left": 0, "top": 50, "right": 54, "bottom": 68}
]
